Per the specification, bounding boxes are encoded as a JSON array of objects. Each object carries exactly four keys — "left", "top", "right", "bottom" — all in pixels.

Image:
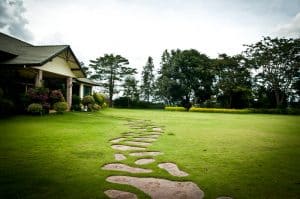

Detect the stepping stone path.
[
  {"left": 106, "top": 176, "right": 204, "bottom": 199},
  {"left": 115, "top": 153, "right": 126, "bottom": 161},
  {"left": 102, "top": 163, "right": 152, "bottom": 173},
  {"left": 102, "top": 120, "right": 228, "bottom": 199},
  {"left": 110, "top": 137, "right": 126, "bottom": 143},
  {"left": 158, "top": 162, "right": 189, "bottom": 177},
  {"left": 104, "top": 189, "right": 138, "bottom": 199},
  {"left": 135, "top": 158, "right": 155, "bottom": 165},
  {"left": 129, "top": 151, "right": 163, "bottom": 157},
  {"left": 111, "top": 145, "right": 146, "bottom": 151},
  {"left": 124, "top": 141, "right": 151, "bottom": 147}
]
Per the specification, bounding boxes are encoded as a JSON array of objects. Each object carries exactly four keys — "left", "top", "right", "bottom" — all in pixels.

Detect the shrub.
[
  {"left": 53, "top": 102, "right": 68, "bottom": 113},
  {"left": 0, "top": 98, "right": 15, "bottom": 117},
  {"left": 93, "top": 93, "right": 105, "bottom": 106},
  {"left": 71, "top": 95, "right": 81, "bottom": 111},
  {"left": 27, "top": 103, "right": 43, "bottom": 115},
  {"left": 164, "top": 106, "right": 186, "bottom": 111},
  {"left": 27, "top": 87, "right": 49, "bottom": 103},
  {"left": 49, "top": 90, "right": 65, "bottom": 104},
  {"left": 90, "top": 103, "right": 101, "bottom": 111},
  {"left": 82, "top": 95, "right": 95, "bottom": 106}
]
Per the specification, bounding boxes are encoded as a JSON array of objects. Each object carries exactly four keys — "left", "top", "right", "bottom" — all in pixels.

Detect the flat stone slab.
[
  {"left": 110, "top": 137, "right": 126, "bottom": 143},
  {"left": 111, "top": 145, "right": 146, "bottom": 151},
  {"left": 132, "top": 137, "right": 157, "bottom": 142},
  {"left": 146, "top": 131, "right": 163, "bottom": 135},
  {"left": 102, "top": 163, "right": 152, "bottom": 173},
  {"left": 158, "top": 163, "right": 189, "bottom": 177},
  {"left": 129, "top": 151, "right": 163, "bottom": 157},
  {"left": 104, "top": 189, "right": 137, "bottom": 199},
  {"left": 106, "top": 176, "right": 204, "bottom": 199},
  {"left": 124, "top": 141, "right": 151, "bottom": 147},
  {"left": 140, "top": 134, "right": 160, "bottom": 138},
  {"left": 135, "top": 158, "right": 155, "bottom": 165},
  {"left": 114, "top": 153, "right": 126, "bottom": 161},
  {"left": 152, "top": 127, "right": 163, "bottom": 132}
]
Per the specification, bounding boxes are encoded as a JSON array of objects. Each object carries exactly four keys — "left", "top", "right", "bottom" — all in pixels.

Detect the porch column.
[
  {"left": 79, "top": 83, "right": 84, "bottom": 99},
  {"left": 66, "top": 77, "right": 73, "bottom": 110},
  {"left": 35, "top": 69, "right": 43, "bottom": 87}
]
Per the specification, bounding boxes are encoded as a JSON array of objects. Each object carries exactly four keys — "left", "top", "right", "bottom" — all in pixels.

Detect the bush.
[
  {"left": 27, "top": 103, "right": 43, "bottom": 115},
  {"left": 0, "top": 98, "right": 15, "bottom": 117},
  {"left": 189, "top": 107, "right": 251, "bottom": 114},
  {"left": 93, "top": 93, "right": 106, "bottom": 106},
  {"left": 164, "top": 106, "right": 186, "bottom": 111},
  {"left": 71, "top": 95, "right": 81, "bottom": 111},
  {"left": 53, "top": 102, "right": 68, "bottom": 113},
  {"left": 49, "top": 90, "right": 65, "bottom": 104},
  {"left": 27, "top": 87, "right": 49, "bottom": 103},
  {"left": 82, "top": 95, "right": 95, "bottom": 106}
]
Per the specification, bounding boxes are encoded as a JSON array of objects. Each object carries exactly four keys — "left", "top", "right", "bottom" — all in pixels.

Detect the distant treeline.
[{"left": 87, "top": 37, "right": 300, "bottom": 109}]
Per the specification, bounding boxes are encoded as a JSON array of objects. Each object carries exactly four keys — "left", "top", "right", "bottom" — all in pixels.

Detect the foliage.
[
  {"left": 27, "top": 87, "right": 49, "bottom": 104},
  {"left": 0, "top": 98, "right": 15, "bottom": 117},
  {"left": 71, "top": 95, "right": 81, "bottom": 111},
  {"left": 113, "top": 97, "right": 164, "bottom": 109},
  {"left": 92, "top": 103, "right": 101, "bottom": 111},
  {"left": 156, "top": 49, "right": 213, "bottom": 109},
  {"left": 27, "top": 103, "right": 43, "bottom": 115},
  {"left": 81, "top": 95, "right": 95, "bottom": 106},
  {"left": 213, "top": 54, "right": 252, "bottom": 108},
  {"left": 141, "top": 56, "right": 155, "bottom": 102},
  {"left": 49, "top": 90, "right": 65, "bottom": 104},
  {"left": 113, "top": 97, "right": 132, "bottom": 108},
  {"left": 53, "top": 102, "right": 68, "bottom": 113},
  {"left": 93, "top": 93, "right": 105, "bottom": 106},
  {"left": 164, "top": 106, "right": 186, "bottom": 111},
  {"left": 122, "top": 76, "right": 139, "bottom": 101},
  {"left": 89, "top": 54, "right": 137, "bottom": 107},
  {"left": 244, "top": 37, "right": 300, "bottom": 108}
]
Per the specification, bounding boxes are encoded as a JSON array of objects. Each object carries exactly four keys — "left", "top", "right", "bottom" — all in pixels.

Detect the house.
[{"left": 0, "top": 32, "right": 99, "bottom": 109}]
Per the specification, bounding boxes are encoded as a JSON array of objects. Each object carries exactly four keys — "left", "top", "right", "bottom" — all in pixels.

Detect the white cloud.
[
  {"left": 275, "top": 12, "right": 300, "bottom": 38},
  {"left": 18, "top": 0, "right": 300, "bottom": 76}
]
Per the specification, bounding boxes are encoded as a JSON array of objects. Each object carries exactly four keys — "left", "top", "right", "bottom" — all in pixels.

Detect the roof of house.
[
  {"left": 0, "top": 32, "right": 85, "bottom": 78},
  {"left": 75, "top": 78, "right": 101, "bottom": 86}
]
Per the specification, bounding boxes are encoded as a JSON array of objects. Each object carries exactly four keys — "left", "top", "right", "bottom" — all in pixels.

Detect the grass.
[{"left": 0, "top": 109, "right": 300, "bottom": 199}]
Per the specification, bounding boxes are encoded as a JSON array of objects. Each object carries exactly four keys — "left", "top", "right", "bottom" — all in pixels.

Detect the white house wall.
[{"left": 33, "top": 56, "right": 76, "bottom": 78}]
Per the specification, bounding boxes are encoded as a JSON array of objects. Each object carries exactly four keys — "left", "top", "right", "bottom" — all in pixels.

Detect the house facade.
[{"left": 0, "top": 32, "right": 98, "bottom": 109}]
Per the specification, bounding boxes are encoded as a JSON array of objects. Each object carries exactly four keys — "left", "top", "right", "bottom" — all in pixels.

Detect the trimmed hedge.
[
  {"left": 164, "top": 106, "right": 186, "bottom": 111},
  {"left": 189, "top": 107, "right": 251, "bottom": 114},
  {"left": 164, "top": 106, "right": 300, "bottom": 115}
]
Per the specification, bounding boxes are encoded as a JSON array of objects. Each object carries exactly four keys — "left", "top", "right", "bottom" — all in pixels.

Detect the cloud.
[
  {"left": 275, "top": 12, "right": 300, "bottom": 38},
  {"left": 0, "top": 0, "right": 33, "bottom": 41}
]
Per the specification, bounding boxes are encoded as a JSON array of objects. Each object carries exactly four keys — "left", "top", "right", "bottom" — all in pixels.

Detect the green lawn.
[{"left": 0, "top": 109, "right": 299, "bottom": 199}]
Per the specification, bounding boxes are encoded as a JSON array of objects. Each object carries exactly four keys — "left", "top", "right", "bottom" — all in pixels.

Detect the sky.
[{"left": 1, "top": 0, "right": 300, "bottom": 75}]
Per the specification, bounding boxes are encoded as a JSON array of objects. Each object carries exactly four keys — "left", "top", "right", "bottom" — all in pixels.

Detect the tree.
[
  {"left": 123, "top": 76, "right": 139, "bottom": 101},
  {"left": 141, "top": 56, "right": 155, "bottom": 102},
  {"left": 244, "top": 37, "right": 300, "bottom": 108},
  {"left": 213, "top": 54, "right": 252, "bottom": 108},
  {"left": 80, "top": 62, "right": 92, "bottom": 77},
  {"left": 156, "top": 49, "right": 213, "bottom": 109},
  {"left": 89, "top": 54, "right": 136, "bottom": 107}
]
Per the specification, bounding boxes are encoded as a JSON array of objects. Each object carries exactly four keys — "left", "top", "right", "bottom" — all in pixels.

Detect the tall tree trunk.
[{"left": 274, "top": 90, "right": 283, "bottom": 108}]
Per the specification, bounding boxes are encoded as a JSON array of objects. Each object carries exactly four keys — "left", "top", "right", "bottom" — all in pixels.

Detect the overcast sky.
[{"left": 1, "top": 0, "right": 300, "bottom": 74}]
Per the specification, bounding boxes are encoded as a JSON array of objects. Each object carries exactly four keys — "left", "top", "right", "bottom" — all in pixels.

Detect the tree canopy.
[{"left": 89, "top": 54, "right": 136, "bottom": 107}]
